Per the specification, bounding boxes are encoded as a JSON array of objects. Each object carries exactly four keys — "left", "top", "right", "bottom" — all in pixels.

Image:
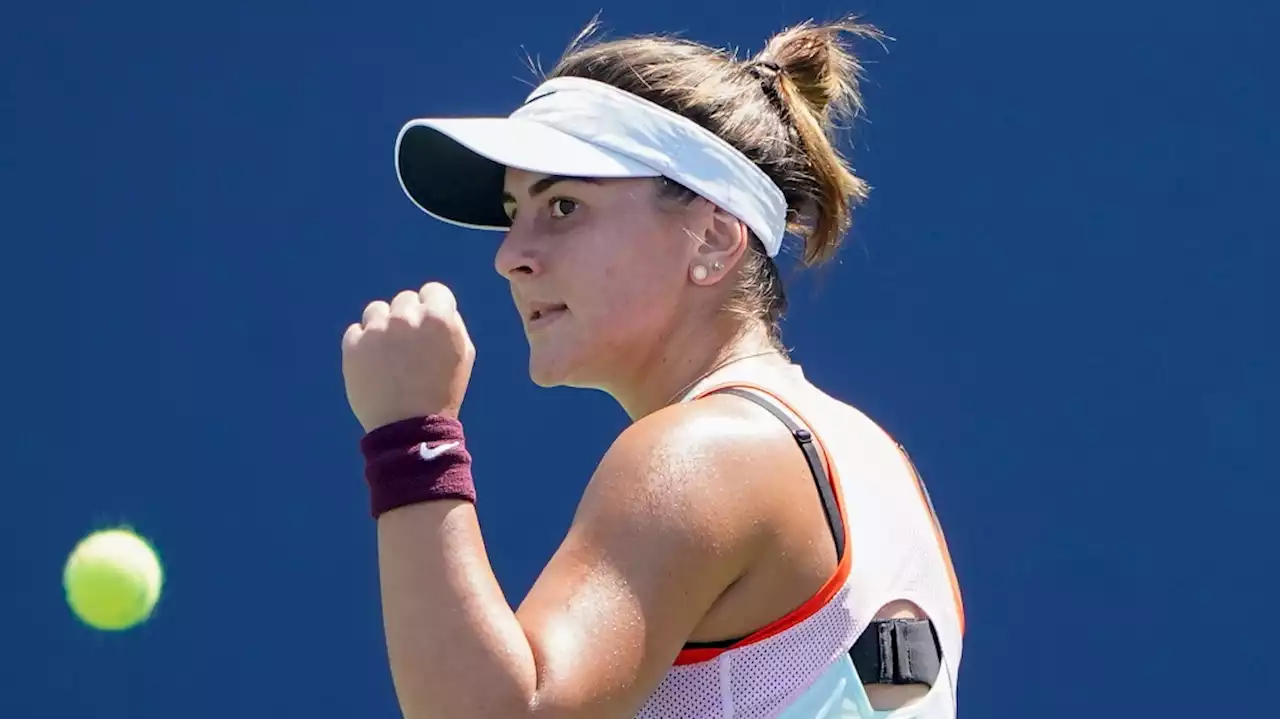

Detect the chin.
[
  {"left": 528, "top": 362, "right": 563, "bottom": 388},
  {"left": 526, "top": 341, "right": 608, "bottom": 390},
  {"left": 526, "top": 344, "right": 576, "bottom": 388}
]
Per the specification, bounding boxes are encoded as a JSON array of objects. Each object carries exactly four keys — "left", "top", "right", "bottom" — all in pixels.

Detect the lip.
[{"left": 526, "top": 303, "right": 568, "bottom": 330}]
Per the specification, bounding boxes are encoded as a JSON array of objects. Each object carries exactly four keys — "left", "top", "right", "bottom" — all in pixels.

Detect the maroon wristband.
[{"left": 360, "top": 415, "right": 475, "bottom": 519}]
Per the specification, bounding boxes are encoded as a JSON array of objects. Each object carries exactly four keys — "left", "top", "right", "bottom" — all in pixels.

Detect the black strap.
[
  {"left": 687, "top": 387, "right": 943, "bottom": 687},
  {"left": 850, "top": 618, "right": 943, "bottom": 687},
  {"left": 710, "top": 387, "right": 845, "bottom": 560}
]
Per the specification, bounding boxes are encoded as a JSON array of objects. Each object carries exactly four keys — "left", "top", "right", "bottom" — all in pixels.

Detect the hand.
[{"left": 342, "top": 282, "right": 476, "bottom": 432}]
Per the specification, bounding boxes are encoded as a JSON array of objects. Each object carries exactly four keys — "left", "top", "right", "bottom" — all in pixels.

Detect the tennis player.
[{"left": 342, "top": 18, "right": 964, "bottom": 719}]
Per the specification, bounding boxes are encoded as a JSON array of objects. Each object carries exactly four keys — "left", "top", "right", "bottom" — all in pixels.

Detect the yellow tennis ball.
[{"left": 63, "top": 528, "right": 163, "bottom": 631}]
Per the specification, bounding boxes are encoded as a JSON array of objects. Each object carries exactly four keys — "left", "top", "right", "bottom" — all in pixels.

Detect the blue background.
[{"left": 2, "top": 0, "right": 1275, "bottom": 716}]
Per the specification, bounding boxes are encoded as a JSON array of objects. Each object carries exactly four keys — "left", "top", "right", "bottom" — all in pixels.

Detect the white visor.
[{"left": 394, "top": 76, "right": 788, "bottom": 257}]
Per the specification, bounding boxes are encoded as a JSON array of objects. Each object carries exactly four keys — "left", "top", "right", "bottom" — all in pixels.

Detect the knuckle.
[
  {"left": 341, "top": 324, "right": 363, "bottom": 351},
  {"left": 419, "top": 281, "right": 449, "bottom": 296},
  {"left": 386, "top": 290, "right": 425, "bottom": 324},
  {"left": 361, "top": 300, "right": 389, "bottom": 323},
  {"left": 419, "top": 282, "right": 456, "bottom": 306},
  {"left": 388, "top": 306, "right": 416, "bottom": 323}
]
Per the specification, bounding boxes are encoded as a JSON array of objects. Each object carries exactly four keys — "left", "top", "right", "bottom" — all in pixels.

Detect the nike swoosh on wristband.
[{"left": 417, "top": 440, "right": 460, "bottom": 461}]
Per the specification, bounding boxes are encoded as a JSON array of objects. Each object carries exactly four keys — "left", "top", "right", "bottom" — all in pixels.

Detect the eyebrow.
[{"left": 502, "top": 175, "right": 601, "bottom": 204}]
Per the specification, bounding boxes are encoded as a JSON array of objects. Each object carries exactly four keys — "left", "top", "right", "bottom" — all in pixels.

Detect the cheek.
[
  {"left": 559, "top": 215, "right": 687, "bottom": 342},
  {"left": 578, "top": 260, "right": 680, "bottom": 342}
]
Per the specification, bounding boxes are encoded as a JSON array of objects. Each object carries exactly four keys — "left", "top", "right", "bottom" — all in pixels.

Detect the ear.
[{"left": 687, "top": 201, "right": 750, "bottom": 286}]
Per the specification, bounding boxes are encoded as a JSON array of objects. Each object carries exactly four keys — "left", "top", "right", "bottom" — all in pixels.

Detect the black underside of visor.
[{"left": 398, "top": 126, "right": 510, "bottom": 229}]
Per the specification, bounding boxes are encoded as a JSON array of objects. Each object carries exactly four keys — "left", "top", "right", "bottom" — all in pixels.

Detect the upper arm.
[{"left": 512, "top": 402, "right": 770, "bottom": 718}]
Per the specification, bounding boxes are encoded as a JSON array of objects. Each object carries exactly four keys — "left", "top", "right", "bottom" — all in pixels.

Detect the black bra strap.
[{"left": 709, "top": 387, "right": 845, "bottom": 560}]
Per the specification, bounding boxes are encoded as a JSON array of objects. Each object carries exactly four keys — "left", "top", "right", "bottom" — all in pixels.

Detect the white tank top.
[{"left": 636, "top": 364, "right": 965, "bottom": 718}]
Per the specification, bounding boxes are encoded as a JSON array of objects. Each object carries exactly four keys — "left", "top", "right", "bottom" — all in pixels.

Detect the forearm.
[{"left": 377, "top": 500, "right": 538, "bottom": 719}]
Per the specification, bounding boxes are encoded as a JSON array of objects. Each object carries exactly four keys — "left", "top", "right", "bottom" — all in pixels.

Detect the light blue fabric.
[{"left": 774, "top": 655, "right": 951, "bottom": 719}]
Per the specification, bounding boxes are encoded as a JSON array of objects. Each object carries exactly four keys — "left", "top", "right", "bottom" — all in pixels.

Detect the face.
[{"left": 495, "top": 169, "right": 694, "bottom": 389}]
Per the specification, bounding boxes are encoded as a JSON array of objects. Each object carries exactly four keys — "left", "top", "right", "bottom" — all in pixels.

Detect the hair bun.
[{"left": 753, "top": 18, "right": 884, "bottom": 120}]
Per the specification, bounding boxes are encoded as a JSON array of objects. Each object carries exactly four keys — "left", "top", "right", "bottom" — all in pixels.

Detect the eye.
[
  {"left": 549, "top": 198, "right": 579, "bottom": 218},
  {"left": 503, "top": 201, "right": 517, "bottom": 222}
]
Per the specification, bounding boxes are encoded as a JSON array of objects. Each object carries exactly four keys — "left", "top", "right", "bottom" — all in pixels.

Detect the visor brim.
[{"left": 395, "top": 117, "right": 662, "bottom": 231}]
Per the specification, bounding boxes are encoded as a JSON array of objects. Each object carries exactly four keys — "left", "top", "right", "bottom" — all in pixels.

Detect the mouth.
[{"left": 527, "top": 303, "right": 568, "bottom": 327}]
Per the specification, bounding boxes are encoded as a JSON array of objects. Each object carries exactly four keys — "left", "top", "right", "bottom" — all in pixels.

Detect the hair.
[{"left": 543, "top": 17, "right": 883, "bottom": 346}]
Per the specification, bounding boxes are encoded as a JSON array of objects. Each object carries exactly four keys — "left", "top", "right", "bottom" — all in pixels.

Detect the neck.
[{"left": 605, "top": 316, "right": 785, "bottom": 421}]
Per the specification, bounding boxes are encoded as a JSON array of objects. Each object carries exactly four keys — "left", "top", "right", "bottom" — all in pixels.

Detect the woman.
[{"left": 342, "top": 18, "right": 964, "bottom": 719}]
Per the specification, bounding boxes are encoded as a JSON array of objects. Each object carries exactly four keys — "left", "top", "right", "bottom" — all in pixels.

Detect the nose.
[{"left": 494, "top": 224, "right": 541, "bottom": 279}]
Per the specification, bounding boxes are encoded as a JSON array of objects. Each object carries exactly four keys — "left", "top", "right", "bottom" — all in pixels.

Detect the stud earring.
[
  {"left": 691, "top": 265, "right": 709, "bottom": 282},
  {"left": 711, "top": 261, "right": 724, "bottom": 272}
]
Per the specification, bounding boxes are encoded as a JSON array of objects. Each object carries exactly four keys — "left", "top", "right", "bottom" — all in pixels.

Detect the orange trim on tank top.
[
  {"left": 896, "top": 446, "right": 966, "bottom": 636},
  {"left": 672, "top": 380, "right": 853, "bottom": 667}
]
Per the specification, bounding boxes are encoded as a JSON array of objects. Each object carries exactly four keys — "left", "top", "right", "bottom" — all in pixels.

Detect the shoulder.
[
  {"left": 508, "top": 393, "right": 819, "bottom": 715},
  {"left": 573, "top": 393, "right": 802, "bottom": 551},
  {"left": 602, "top": 393, "right": 780, "bottom": 471}
]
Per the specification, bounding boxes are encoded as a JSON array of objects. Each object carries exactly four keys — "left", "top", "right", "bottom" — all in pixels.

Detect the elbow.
[{"left": 383, "top": 630, "right": 542, "bottom": 719}]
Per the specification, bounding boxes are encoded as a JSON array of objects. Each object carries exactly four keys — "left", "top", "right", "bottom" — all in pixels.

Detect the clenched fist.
[{"left": 342, "top": 282, "right": 476, "bottom": 432}]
